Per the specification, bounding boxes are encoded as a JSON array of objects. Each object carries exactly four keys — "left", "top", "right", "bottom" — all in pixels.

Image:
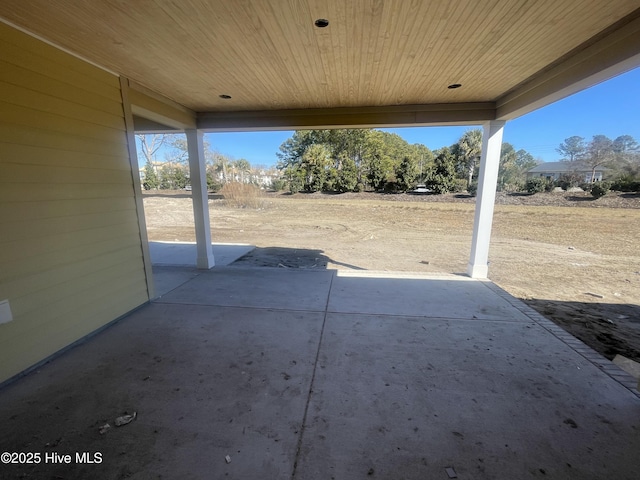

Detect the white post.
[
  {"left": 186, "top": 129, "right": 215, "bottom": 269},
  {"left": 467, "top": 120, "right": 505, "bottom": 279}
]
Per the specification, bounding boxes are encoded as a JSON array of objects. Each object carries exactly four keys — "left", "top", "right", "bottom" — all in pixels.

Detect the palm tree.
[
  {"left": 211, "top": 152, "right": 230, "bottom": 183},
  {"left": 458, "top": 129, "right": 483, "bottom": 188},
  {"left": 234, "top": 158, "right": 251, "bottom": 183}
]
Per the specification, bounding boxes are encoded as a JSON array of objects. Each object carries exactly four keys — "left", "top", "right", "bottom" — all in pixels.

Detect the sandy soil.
[{"left": 143, "top": 190, "right": 640, "bottom": 363}]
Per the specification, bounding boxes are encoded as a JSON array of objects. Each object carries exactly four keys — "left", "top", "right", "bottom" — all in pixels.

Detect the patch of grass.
[{"left": 219, "top": 182, "right": 265, "bottom": 209}]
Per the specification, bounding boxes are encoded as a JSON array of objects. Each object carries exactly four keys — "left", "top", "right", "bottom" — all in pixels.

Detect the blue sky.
[{"left": 150, "top": 66, "right": 640, "bottom": 167}]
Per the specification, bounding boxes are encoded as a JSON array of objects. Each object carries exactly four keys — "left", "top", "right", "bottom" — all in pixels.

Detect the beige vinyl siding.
[{"left": 0, "top": 22, "right": 149, "bottom": 383}]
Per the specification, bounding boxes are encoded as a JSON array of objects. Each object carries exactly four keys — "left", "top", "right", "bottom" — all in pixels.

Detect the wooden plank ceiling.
[{"left": 1, "top": 0, "right": 639, "bottom": 126}]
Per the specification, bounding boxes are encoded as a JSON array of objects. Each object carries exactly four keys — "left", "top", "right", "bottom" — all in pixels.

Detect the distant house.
[{"left": 527, "top": 162, "right": 606, "bottom": 183}]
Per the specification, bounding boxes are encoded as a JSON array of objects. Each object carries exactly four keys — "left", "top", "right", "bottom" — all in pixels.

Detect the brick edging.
[{"left": 482, "top": 281, "right": 640, "bottom": 399}]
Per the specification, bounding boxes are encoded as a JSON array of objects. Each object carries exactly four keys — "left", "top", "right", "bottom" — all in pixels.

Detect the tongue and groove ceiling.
[{"left": 1, "top": 1, "right": 639, "bottom": 128}]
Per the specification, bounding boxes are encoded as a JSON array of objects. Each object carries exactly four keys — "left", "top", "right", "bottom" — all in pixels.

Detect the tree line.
[
  {"left": 137, "top": 134, "right": 276, "bottom": 191},
  {"left": 136, "top": 131, "right": 640, "bottom": 195},
  {"left": 555, "top": 134, "right": 640, "bottom": 189},
  {"left": 276, "top": 129, "right": 640, "bottom": 194},
  {"left": 275, "top": 129, "right": 538, "bottom": 194}
]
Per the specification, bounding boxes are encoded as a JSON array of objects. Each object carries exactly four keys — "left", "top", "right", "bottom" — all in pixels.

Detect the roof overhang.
[{"left": 0, "top": 1, "right": 639, "bottom": 131}]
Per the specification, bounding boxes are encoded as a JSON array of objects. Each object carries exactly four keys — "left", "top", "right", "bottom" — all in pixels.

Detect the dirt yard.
[{"left": 143, "top": 190, "right": 640, "bottom": 363}]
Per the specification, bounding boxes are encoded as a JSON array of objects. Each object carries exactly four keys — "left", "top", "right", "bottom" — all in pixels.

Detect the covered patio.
[
  {"left": 1, "top": 265, "right": 638, "bottom": 479},
  {"left": 1, "top": 2, "right": 640, "bottom": 478}
]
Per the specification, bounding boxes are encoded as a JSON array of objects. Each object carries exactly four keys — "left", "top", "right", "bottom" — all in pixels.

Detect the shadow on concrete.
[
  {"left": 230, "top": 246, "right": 366, "bottom": 271},
  {"left": 151, "top": 245, "right": 366, "bottom": 297},
  {"left": 149, "top": 241, "right": 254, "bottom": 267},
  {"left": 524, "top": 298, "right": 640, "bottom": 362}
]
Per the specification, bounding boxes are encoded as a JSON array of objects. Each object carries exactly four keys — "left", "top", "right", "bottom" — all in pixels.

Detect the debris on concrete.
[
  {"left": 114, "top": 412, "right": 137, "bottom": 427},
  {"left": 420, "top": 260, "right": 430, "bottom": 265},
  {"left": 367, "top": 467, "right": 375, "bottom": 475},
  {"left": 445, "top": 466, "right": 458, "bottom": 478},
  {"left": 563, "top": 418, "right": 578, "bottom": 428},
  {"left": 45, "top": 437, "right": 61, "bottom": 448},
  {"left": 225, "top": 455, "right": 231, "bottom": 464},
  {"left": 99, "top": 424, "right": 111, "bottom": 435},
  {"left": 568, "top": 246, "right": 575, "bottom": 250},
  {"left": 585, "top": 292, "right": 604, "bottom": 299}
]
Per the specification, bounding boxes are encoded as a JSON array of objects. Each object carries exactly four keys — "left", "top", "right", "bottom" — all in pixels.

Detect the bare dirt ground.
[{"left": 143, "top": 190, "right": 640, "bottom": 363}]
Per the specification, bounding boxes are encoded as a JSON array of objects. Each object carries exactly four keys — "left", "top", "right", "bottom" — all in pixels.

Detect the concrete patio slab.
[
  {"left": 0, "top": 302, "right": 324, "bottom": 479},
  {"left": 0, "top": 268, "right": 638, "bottom": 480},
  {"left": 149, "top": 241, "right": 255, "bottom": 267},
  {"left": 157, "top": 267, "right": 334, "bottom": 312},
  {"left": 152, "top": 265, "right": 200, "bottom": 297},
  {"left": 328, "top": 270, "right": 532, "bottom": 321},
  {"left": 297, "top": 312, "right": 638, "bottom": 479}
]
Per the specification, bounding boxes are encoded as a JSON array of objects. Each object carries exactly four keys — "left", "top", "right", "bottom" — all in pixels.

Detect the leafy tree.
[
  {"left": 612, "top": 135, "right": 639, "bottom": 158},
  {"left": 496, "top": 145, "right": 538, "bottom": 192},
  {"left": 158, "top": 164, "right": 189, "bottom": 189},
  {"left": 583, "top": 135, "right": 614, "bottom": 183},
  {"left": 367, "top": 151, "right": 389, "bottom": 191},
  {"left": 611, "top": 135, "right": 640, "bottom": 178},
  {"left": 142, "top": 160, "right": 159, "bottom": 190},
  {"left": 557, "top": 136, "right": 586, "bottom": 162},
  {"left": 335, "top": 154, "right": 358, "bottom": 192},
  {"left": 285, "top": 167, "right": 304, "bottom": 194},
  {"left": 158, "top": 166, "right": 173, "bottom": 189},
  {"left": 411, "top": 143, "right": 434, "bottom": 184},
  {"left": 276, "top": 128, "right": 425, "bottom": 193},
  {"left": 395, "top": 155, "right": 419, "bottom": 191},
  {"left": 172, "top": 165, "right": 189, "bottom": 189},
  {"left": 276, "top": 130, "right": 324, "bottom": 170},
  {"left": 497, "top": 143, "right": 517, "bottom": 191},
  {"left": 206, "top": 170, "right": 223, "bottom": 192},
  {"left": 515, "top": 149, "right": 538, "bottom": 171},
  {"left": 326, "top": 129, "right": 368, "bottom": 183},
  {"left": 426, "top": 147, "right": 457, "bottom": 194},
  {"left": 366, "top": 131, "right": 405, "bottom": 191},
  {"left": 302, "top": 144, "right": 331, "bottom": 192}
]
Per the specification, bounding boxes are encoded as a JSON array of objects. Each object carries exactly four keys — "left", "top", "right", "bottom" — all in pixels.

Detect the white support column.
[
  {"left": 467, "top": 120, "right": 506, "bottom": 279},
  {"left": 186, "top": 129, "right": 215, "bottom": 269}
]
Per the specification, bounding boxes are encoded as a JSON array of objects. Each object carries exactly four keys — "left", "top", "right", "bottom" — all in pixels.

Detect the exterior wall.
[{"left": 0, "top": 23, "right": 149, "bottom": 382}]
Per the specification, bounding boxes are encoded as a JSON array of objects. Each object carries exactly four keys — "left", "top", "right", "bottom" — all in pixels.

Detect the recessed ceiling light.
[
  {"left": 219, "top": 94, "right": 232, "bottom": 99},
  {"left": 448, "top": 84, "right": 462, "bottom": 89},
  {"left": 314, "top": 18, "right": 329, "bottom": 28}
]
